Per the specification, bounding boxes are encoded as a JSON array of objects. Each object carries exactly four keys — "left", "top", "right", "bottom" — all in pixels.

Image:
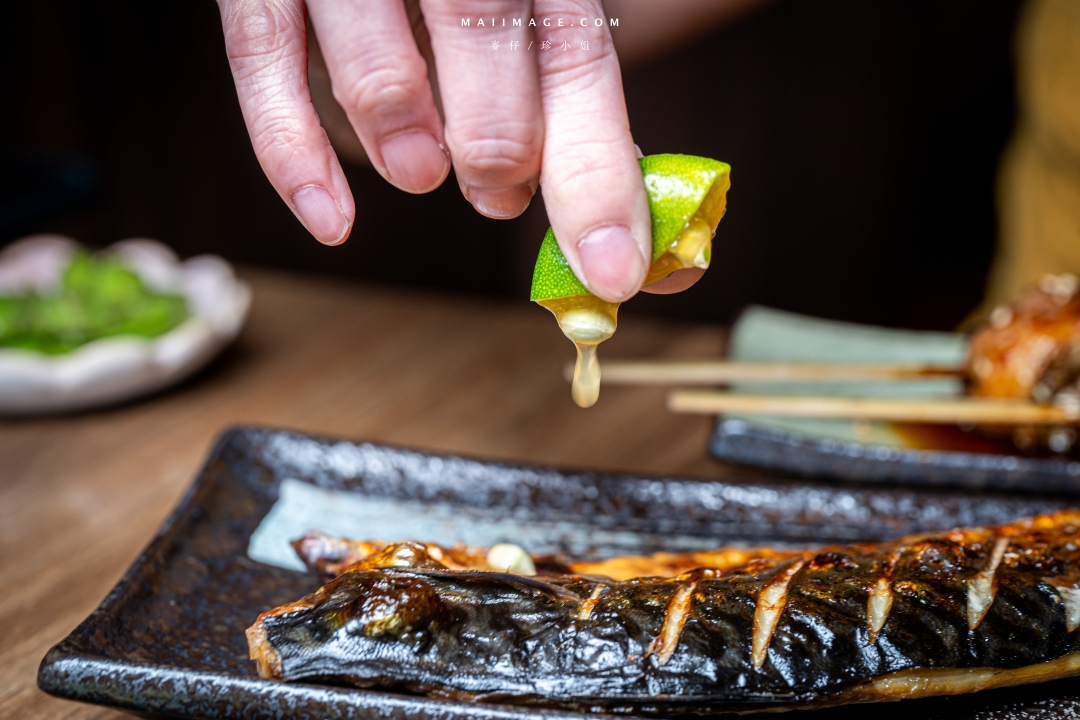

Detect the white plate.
[{"left": 0, "top": 235, "right": 251, "bottom": 414}]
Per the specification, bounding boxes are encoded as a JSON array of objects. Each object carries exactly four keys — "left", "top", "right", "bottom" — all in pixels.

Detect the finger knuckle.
[
  {"left": 249, "top": 110, "right": 308, "bottom": 158},
  {"left": 452, "top": 120, "right": 543, "bottom": 177},
  {"left": 222, "top": 0, "right": 303, "bottom": 65},
  {"left": 428, "top": 0, "right": 529, "bottom": 22},
  {"left": 333, "top": 59, "right": 430, "bottom": 122},
  {"left": 539, "top": 41, "right": 615, "bottom": 89},
  {"left": 542, "top": 137, "right": 624, "bottom": 186},
  {"left": 536, "top": 0, "right": 604, "bottom": 15}
]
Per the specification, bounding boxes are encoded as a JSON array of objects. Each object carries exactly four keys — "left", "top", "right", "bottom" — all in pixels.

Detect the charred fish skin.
[
  {"left": 885, "top": 535, "right": 1067, "bottom": 670},
  {"left": 260, "top": 570, "right": 649, "bottom": 701},
  {"left": 252, "top": 512, "right": 1080, "bottom": 711}
]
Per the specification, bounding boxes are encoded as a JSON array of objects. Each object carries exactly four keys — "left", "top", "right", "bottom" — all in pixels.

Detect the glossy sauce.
[
  {"left": 538, "top": 295, "right": 618, "bottom": 408},
  {"left": 644, "top": 210, "right": 715, "bottom": 286},
  {"left": 890, "top": 422, "right": 1023, "bottom": 454}
]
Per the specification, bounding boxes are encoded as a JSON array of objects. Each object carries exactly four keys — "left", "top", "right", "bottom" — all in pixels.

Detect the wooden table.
[{"left": 0, "top": 268, "right": 757, "bottom": 719}]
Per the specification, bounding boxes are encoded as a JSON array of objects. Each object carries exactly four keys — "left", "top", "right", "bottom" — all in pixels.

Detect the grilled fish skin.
[
  {"left": 249, "top": 511, "right": 1080, "bottom": 711},
  {"left": 291, "top": 530, "right": 798, "bottom": 581}
]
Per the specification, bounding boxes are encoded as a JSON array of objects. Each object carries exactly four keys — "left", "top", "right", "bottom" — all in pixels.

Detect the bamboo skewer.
[
  {"left": 566, "top": 360, "right": 966, "bottom": 385},
  {"left": 667, "top": 391, "right": 1079, "bottom": 425}
]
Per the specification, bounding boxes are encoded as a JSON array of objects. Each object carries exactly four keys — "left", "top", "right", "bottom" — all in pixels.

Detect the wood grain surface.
[{"left": 0, "top": 268, "right": 752, "bottom": 719}]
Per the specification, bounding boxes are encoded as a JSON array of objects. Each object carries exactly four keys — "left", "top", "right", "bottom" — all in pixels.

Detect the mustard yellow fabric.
[{"left": 985, "top": 0, "right": 1080, "bottom": 310}]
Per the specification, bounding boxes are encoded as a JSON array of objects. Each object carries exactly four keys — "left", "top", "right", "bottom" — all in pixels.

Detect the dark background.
[{"left": 3, "top": 0, "right": 1023, "bottom": 330}]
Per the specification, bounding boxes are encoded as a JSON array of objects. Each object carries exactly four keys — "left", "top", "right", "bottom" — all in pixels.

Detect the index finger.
[{"left": 218, "top": 0, "right": 354, "bottom": 245}]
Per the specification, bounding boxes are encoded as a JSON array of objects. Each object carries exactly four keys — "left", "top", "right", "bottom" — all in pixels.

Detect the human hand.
[{"left": 218, "top": 1, "right": 685, "bottom": 302}]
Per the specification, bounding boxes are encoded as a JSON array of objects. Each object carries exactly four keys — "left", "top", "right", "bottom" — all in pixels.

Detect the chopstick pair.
[{"left": 576, "top": 359, "right": 1079, "bottom": 425}]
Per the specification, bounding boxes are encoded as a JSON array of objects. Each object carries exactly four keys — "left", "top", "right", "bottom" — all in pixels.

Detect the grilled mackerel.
[{"left": 249, "top": 511, "right": 1080, "bottom": 711}]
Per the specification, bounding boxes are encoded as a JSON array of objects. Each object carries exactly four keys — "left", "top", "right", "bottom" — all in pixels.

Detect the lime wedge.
[
  {"left": 530, "top": 154, "right": 731, "bottom": 302},
  {"left": 531, "top": 153, "right": 730, "bottom": 408},
  {"left": 530, "top": 227, "right": 588, "bottom": 301}
]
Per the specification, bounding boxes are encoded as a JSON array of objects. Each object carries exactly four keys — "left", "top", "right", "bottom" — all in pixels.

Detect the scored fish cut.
[{"left": 249, "top": 511, "right": 1080, "bottom": 712}]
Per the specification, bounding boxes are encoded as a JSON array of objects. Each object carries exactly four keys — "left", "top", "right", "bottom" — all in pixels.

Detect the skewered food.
[
  {"left": 968, "top": 273, "right": 1080, "bottom": 452},
  {"left": 664, "top": 274, "right": 1080, "bottom": 454},
  {"left": 250, "top": 511, "right": 1080, "bottom": 712}
]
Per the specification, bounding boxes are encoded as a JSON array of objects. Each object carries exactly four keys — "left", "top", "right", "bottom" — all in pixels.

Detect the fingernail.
[
  {"left": 380, "top": 131, "right": 450, "bottom": 193},
  {"left": 467, "top": 184, "right": 536, "bottom": 219},
  {"left": 292, "top": 186, "right": 350, "bottom": 245},
  {"left": 576, "top": 225, "right": 647, "bottom": 302}
]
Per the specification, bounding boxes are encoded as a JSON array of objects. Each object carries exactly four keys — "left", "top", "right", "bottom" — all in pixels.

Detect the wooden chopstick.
[
  {"left": 568, "top": 360, "right": 966, "bottom": 385},
  {"left": 667, "top": 391, "right": 1078, "bottom": 425}
]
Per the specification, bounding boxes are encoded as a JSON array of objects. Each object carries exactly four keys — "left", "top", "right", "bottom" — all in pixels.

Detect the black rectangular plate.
[
  {"left": 712, "top": 418, "right": 1080, "bottom": 495},
  {"left": 38, "top": 426, "right": 1080, "bottom": 719}
]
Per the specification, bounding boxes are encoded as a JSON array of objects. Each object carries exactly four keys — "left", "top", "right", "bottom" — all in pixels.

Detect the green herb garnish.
[{"left": 0, "top": 252, "right": 190, "bottom": 354}]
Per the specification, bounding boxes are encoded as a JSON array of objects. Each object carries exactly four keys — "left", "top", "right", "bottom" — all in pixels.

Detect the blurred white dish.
[{"left": 0, "top": 235, "right": 251, "bottom": 414}]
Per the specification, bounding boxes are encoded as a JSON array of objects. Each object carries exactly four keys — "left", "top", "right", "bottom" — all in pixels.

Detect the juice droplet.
[
  {"left": 674, "top": 213, "right": 715, "bottom": 269},
  {"left": 571, "top": 342, "right": 601, "bottom": 408},
  {"left": 538, "top": 294, "right": 619, "bottom": 407},
  {"left": 643, "top": 206, "right": 718, "bottom": 286}
]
